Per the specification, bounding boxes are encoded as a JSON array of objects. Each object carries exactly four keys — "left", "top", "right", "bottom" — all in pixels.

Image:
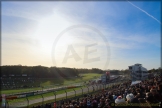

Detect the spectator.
[
  {"left": 32, "top": 76, "right": 161, "bottom": 108},
  {"left": 126, "top": 93, "right": 134, "bottom": 103},
  {"left": 157, "top": 83, "right": 162, "bottom": 98},
  {"left": 150, "top": 88, "right": 161, "bottom": 102},
  {"left": 115, "top": 96, "right": 126, "bottom": 106},
  {"left": 138, "top": 98, "right": 151, "bottom": 108}
]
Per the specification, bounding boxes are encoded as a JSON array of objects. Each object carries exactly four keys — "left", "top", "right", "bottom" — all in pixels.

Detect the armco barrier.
[
  {"left": 17, "top": 94, "right": 26, "bottom": 98},
  {"left": 6, "top": 95, "right": 17, "bottom": 100},
  {"left": 26, "top": 92, "right": 34, "bottom": 97}
]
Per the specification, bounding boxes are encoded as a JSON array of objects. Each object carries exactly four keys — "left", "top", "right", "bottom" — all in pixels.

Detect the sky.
[{"left": 1, "top": 1, "right": 161, "bottom": 70}]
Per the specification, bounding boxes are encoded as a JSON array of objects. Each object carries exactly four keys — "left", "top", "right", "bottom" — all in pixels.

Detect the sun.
[{"left": 33, "top": 12, "right": 75, "bottom": 51}]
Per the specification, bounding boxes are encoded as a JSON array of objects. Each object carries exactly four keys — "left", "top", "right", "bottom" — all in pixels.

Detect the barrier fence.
[{"left": 4, "top": 76, "right": 124, "bottom": 108}]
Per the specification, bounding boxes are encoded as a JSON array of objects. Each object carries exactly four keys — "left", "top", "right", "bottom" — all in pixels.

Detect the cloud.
[
  {"left": 111, "top": 33, "right": 160, "bottom": 48},
  {"left": 2, "top": 33, "right": 39, "bottom": 46},
  {"left": 2, "top": 2, "right": 57, "bottom": 21}
]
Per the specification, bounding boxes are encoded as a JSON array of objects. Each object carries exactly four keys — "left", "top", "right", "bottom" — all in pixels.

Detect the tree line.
[{"left": 0, "top": 66, "right": 104, "bottom": 78}]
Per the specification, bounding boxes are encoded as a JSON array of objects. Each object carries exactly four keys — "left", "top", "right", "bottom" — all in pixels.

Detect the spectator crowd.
[{"left": 33, "top": 76, "right": 162, "bottom": 108}]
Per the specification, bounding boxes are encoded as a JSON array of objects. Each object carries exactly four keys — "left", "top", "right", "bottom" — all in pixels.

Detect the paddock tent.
[{"left": 131, "top": 81, "right": 141, "bottom": 86}]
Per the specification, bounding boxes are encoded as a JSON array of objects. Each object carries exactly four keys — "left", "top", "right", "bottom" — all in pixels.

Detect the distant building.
[{"left": 128, "top": 64, "right": 148, "bottom": 81}]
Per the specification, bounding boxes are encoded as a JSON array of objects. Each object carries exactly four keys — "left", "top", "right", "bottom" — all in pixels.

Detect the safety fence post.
[
  {"left": 107, "top": 84, "right": 109, "bottom": 89},
  {"left": 102, "top": 84, "right": 104, "bottom": 89},
  {"left": 26, "top": 97, "right": 29, "bottom": 107},
  {"left": 96, "top": 84, "right": 98, "bottom": 91},
  {"left": 5, "top": 99, "right": 9, "bottom": 108},
  {"left": 65, "top": 90, "right": 67, "bottom": 100},
  {"left": 94, "top": 85, "right": 97, "bottom": 91},
  {"left": 80, "top": 87, "right": 83, "bottom": 95},
  {"left": 53, "top": 91, "right": 57, "bottom": 102},
  {"left": 92, "top": 86, "right": 95, "bottom": 92},
  {"left": 73, "top": 89, "right": 76, "bottom": 98},
  {"left": 87, "top": 86, "right": 89, "bottom": 93},
  {"left": 40, "top": 94, "right": 44, "bottom": 106},
  {"left": 106, "top": 83, "right": 108, "bottom": 89}
]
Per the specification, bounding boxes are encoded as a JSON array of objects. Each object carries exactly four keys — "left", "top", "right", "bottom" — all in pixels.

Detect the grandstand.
[{"left": 1, "top": 74, "right": 37, "bottom": 89}]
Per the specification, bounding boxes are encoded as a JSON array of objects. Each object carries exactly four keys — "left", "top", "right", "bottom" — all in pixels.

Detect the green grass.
[
  {"left": 39, "top": 73, "right": 101, "bottom": 87},
  {"left": 7, "top": 82, "right": 102, "bottom": 106},
  {"left": 7, "top": 86, "right": 82, "bottom": 104},
  {"left": 62, "top": 73, "right": 100, "bottom": 84},
  {"left": 1, "top": 73, "right": 101, "bottom": 95},
  {"left": 1, "top": 87, "right": 41, "bottom": 95},
  {"left": 7, "top": 85, "right": 98, "bottom": 107}
]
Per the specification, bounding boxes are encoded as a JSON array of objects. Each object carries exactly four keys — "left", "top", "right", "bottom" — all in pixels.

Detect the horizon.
[
  {"left": 0, "top": 64, "right": 160, "bottom": 71},
  {"left": 2, "top": 1, "right": 161, "bottom": 70}
]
